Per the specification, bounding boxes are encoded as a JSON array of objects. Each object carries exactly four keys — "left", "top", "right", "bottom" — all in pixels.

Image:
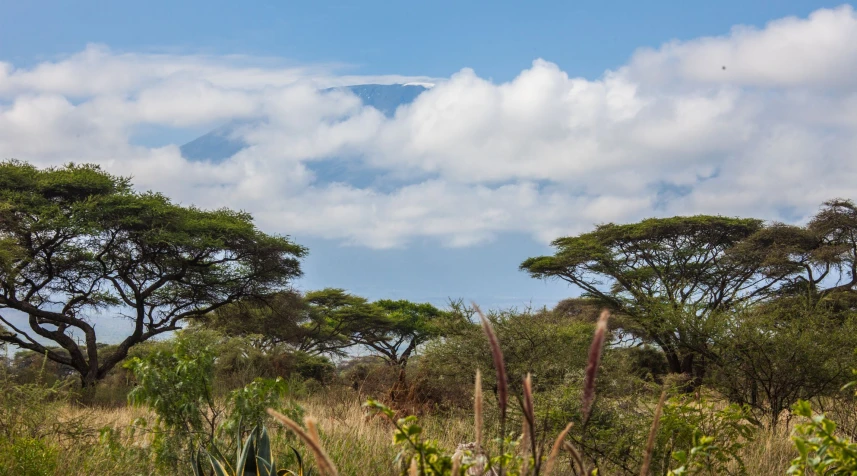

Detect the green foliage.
[
  {"left": 0, "top": 352, "right": 89, "bottom": 443},
  {"left": 125, "top": 330, "right": 306, "bottom": 470},
  {"left": 521, "top": 210, "right": 857, "bottom": 387},
  {"left": 125, "top": 331, "right": 221, "bottom": 466},
  {"left": 539, "top": 379, "right": 756, "bottom": 476},
  {"left": 668, "top": 434, "right": 728, "bottom": 476},
  {"left": 193, "top": 426, "right": 302, "bottom": 476},
  {"left": 623, "top": 345, "right": 670, "bottom": 383},
  {"left": 277, "top": 352, "right": 336, "bottom": 384},
  {"left": 0, "top": 436, "right": 59, "bottom": 476},
  {"left": 95, "top": 425, "right": 155, "bottom": 471},
  {"left": 221, "top": 377, "right": 305, "bottom": 439},
  {"left": 365, "top": 399, "right": 463, "bottom": 475},
  {"left": 302, "top": 288, "right": 386, "bottom": 356},
  {"left": 0, "top": 160, "right": 306, "bottom": 387},
  {"left": 204, "top": 289, "right": 362, "bottom": 356},
  {"left": 540, "top": 376, "right": 653, "bottom": 472},
  {"left": 709, "top": 300, "right": 857, "bottom": 428},
  {"left": 203, "top": 288, "right": 457, "bottom": 379},
  {"left": 660, "top": 397, "right": 757, "bottom": 475},
  {"left": 353, "top": 298, "right": 457, "bottom": 368},
  {"left": 420, "top": 307, "right": 594, "bottom": 406},
  {"left": 788, "top": 400, "right": 857, "bottom": 475},
  {"left": 0, "top": 354, "right": 116, "bottom": 473}
]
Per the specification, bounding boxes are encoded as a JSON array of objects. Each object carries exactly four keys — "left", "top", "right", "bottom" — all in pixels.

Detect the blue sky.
[
  {"left": 1, "top": 0, "right": 842, "bottom": 80},
  {"left": 1, "top": 1, "right": 857, "bottom": 338}
]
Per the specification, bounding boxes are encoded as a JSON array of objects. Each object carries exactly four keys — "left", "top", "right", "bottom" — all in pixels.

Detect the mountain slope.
[{"left": 179, "top": 83, "right": 428, "bottom": 163}]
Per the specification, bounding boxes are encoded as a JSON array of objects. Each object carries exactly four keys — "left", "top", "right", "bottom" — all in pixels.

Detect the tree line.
[{"left": 1, "top": 160, "right": 856, "bottom": 429}]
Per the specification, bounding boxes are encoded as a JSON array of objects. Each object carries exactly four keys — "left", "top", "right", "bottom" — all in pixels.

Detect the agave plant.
[{"left": 192, "top": 425, "right": 310, "bottom": 476}]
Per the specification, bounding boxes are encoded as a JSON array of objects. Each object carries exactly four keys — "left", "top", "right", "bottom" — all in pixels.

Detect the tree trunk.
[
  {"left": 664, "top": 348, "right": 683, "bottom": 374},
  {"left": 679, "top": 354, "right": 705, "bottom": 392},
  {"left": 77, "top": 368, "right": 99, "bottom": 404},
  {"left": 389, "top": 365, "right": 409, "bottom": 403},
  {"left": 655, "top": 341, "right": 707, "bottom": 392}
]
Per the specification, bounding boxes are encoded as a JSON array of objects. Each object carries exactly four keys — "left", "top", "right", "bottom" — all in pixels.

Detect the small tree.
[
  {"left": 709, "top": 299, "right": 857, "bottom": 429},
  {"left": 204, "top": 288, "right": 389, "bottom": 357},
  {"left": 125, "top": 331, "right": 222, "bottom": 464},
  {"left": 351, "top": 299, "right": 450, "bottom": 369},
  {"left": 125, "top": 330, "right": 300, "bottom": 469},
  {"left": 0, "top": 161, "right": 306, "bottom": 387},
  {"left": 303, "top": 288, "right": 388, "bottom": 356}
]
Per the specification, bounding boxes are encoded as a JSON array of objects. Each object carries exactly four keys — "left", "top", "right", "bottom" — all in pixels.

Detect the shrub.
[
  {"left": 270, "top": 350, "right": 337, "bottom": 384},
  {"left": 220, "top": 377, "right": 305, "bottom": 439},
  {"left": 126, "top": 330, "right": 306, "bottom": 470},
  {"left": 418, "top": 306, "right": 595, "bottom": 408},
  {"left": 658, "top": 396, "right": 757, "bottom": 475},
  {"left": 709, "top": 302, "right": 857, "bottom": 429},
  {"left": 788, "top": 400, "right": 857, "bottom": 474},
  {"left": 125, "top": 330, "right": 222, "bottom": 466},
  {"left": 0, "top": 436, "right": 59, "bottom": 476}
]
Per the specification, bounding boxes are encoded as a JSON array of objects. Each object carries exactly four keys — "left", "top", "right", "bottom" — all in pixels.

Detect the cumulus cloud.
[{"left": 2, "top": 6, "right": 857, "bottom": 248}]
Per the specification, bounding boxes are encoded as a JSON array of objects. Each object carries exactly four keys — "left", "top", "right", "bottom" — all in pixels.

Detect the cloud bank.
[{"left": 2, "top": 6, "right": 857, "bottom": 248}]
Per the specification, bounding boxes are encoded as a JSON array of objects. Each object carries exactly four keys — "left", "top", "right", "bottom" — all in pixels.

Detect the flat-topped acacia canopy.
[
  {"left": 520, "top": 209, "right": 857, "bottom": 384},
  {"left": 0, "top": 160, "right": 306, "bottom": 387}
]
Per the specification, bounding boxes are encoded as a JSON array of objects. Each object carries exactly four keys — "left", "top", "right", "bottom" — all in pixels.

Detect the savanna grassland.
[{"left": 2, "top": 161, "right": 857, "bottom": 475}]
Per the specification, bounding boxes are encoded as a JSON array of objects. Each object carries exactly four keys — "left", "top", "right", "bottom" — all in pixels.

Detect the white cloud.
[
  {"left": 2, "top": 6, "right": 857, "bottom": 248},
  {"left": 626, "top": 5, "right": 857, "bottom": 90}
]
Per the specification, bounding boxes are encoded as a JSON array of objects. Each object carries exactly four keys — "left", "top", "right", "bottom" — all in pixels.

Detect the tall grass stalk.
[
  {"left": 640, "top": 390, "right": 668, "bottom": 476},
  {"left": 582, "top": 310, "right": 610, "bottom": 427},
  {"left": 474, "top": 302, "right": 509, "bottom": 475}
]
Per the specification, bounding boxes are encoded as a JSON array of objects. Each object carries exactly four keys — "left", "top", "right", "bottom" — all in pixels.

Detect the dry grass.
[
  {"left": 47, "top": 393, "right": 801, "bottom": 475},
  {"left": 8, "top": 306, "right": 805, "bottom": 475},
  {"left": 61, "top": 402, "right": 150, "bottom": 429},
  {"left": 735, "top": 426, "right": 798, "bottom": 475},
  {"left": 48, "top": 392, "right": 475, "bottom": 475}
]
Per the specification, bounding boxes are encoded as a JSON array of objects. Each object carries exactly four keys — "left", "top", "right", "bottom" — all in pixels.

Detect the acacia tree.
[
  {"left": 347, "top": 299, "right": 456, "bottom": 400},
  {"left": 204, "top": 288, "right": 384, "bottom": 356},
  {"left": 0, "top": 161, "right": 306, "bottom": 387},
  {"left": 520, "top": 216, "right": 789, "bottom": 384},
  {"left": 203, "top": 289, "right": 460, "bottom": 372},
  {"left": 726, "top": 199, "right": 857, "bottom": 305},
  {"left": 202, "top": 290, "right": 309, "bottom": 352},
  {"left": 810, "top": 199, "right": 857, "bottom": 295},
  {"left": 349, "top": 299, "right": 450, "bottom": 369}
]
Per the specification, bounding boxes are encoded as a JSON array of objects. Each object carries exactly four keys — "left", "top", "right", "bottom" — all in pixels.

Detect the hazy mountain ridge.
[{"left": 179, "top": 83, "right": 429, "bottom": 163}]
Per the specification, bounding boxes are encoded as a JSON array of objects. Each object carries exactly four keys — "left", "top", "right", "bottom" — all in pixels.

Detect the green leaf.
[
  {"left": 237, "top": 427, "right": 259, "bottom": 474},
  {"left": 206, "top": 452, "right": 233, "bottom": 476},
  {"left": 256, "top": 427, "right": 273, "bottom": 476},
  {"left": 191, "top": 449, "right": 207, "bottom": 476}
]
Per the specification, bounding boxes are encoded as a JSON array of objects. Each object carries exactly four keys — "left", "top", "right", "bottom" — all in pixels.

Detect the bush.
[
  {"left": 622, "top": 345, "right": 670, "bottom": 383},
  {"left": 125, "top": 330, "right": 222, "bottom": 467},
  {"left": 125, "top": 330, "right": 307, "bottom": 470},
  {"left": 789, "top": 400, "right": 857, "bottom": 474},
  {"left": 220, "top": 377, "right": 305, "bottom": 439},
  {"left": 339, "top": 355, "right": 399, "bottom": 397},
  {"left": 658, "top": 396, "right": 757, "bottom": 475},
  {"left": 709, "top": 302, "right": 857, "bottom": 429},
  {"left": 5, "top": 348, "right": 76, "bottom": 386},
  {"left": 0, "top": 355, "right": 89, "bottom": 444},
  {"left": 269, "top": 350, "right": 336, "bottom": 384},
  {"left": 0, "top": 437, "right": 59, "bottom": 476},
  {"left": 418, "top": 306, "right": 595, "bottom": 408}
]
